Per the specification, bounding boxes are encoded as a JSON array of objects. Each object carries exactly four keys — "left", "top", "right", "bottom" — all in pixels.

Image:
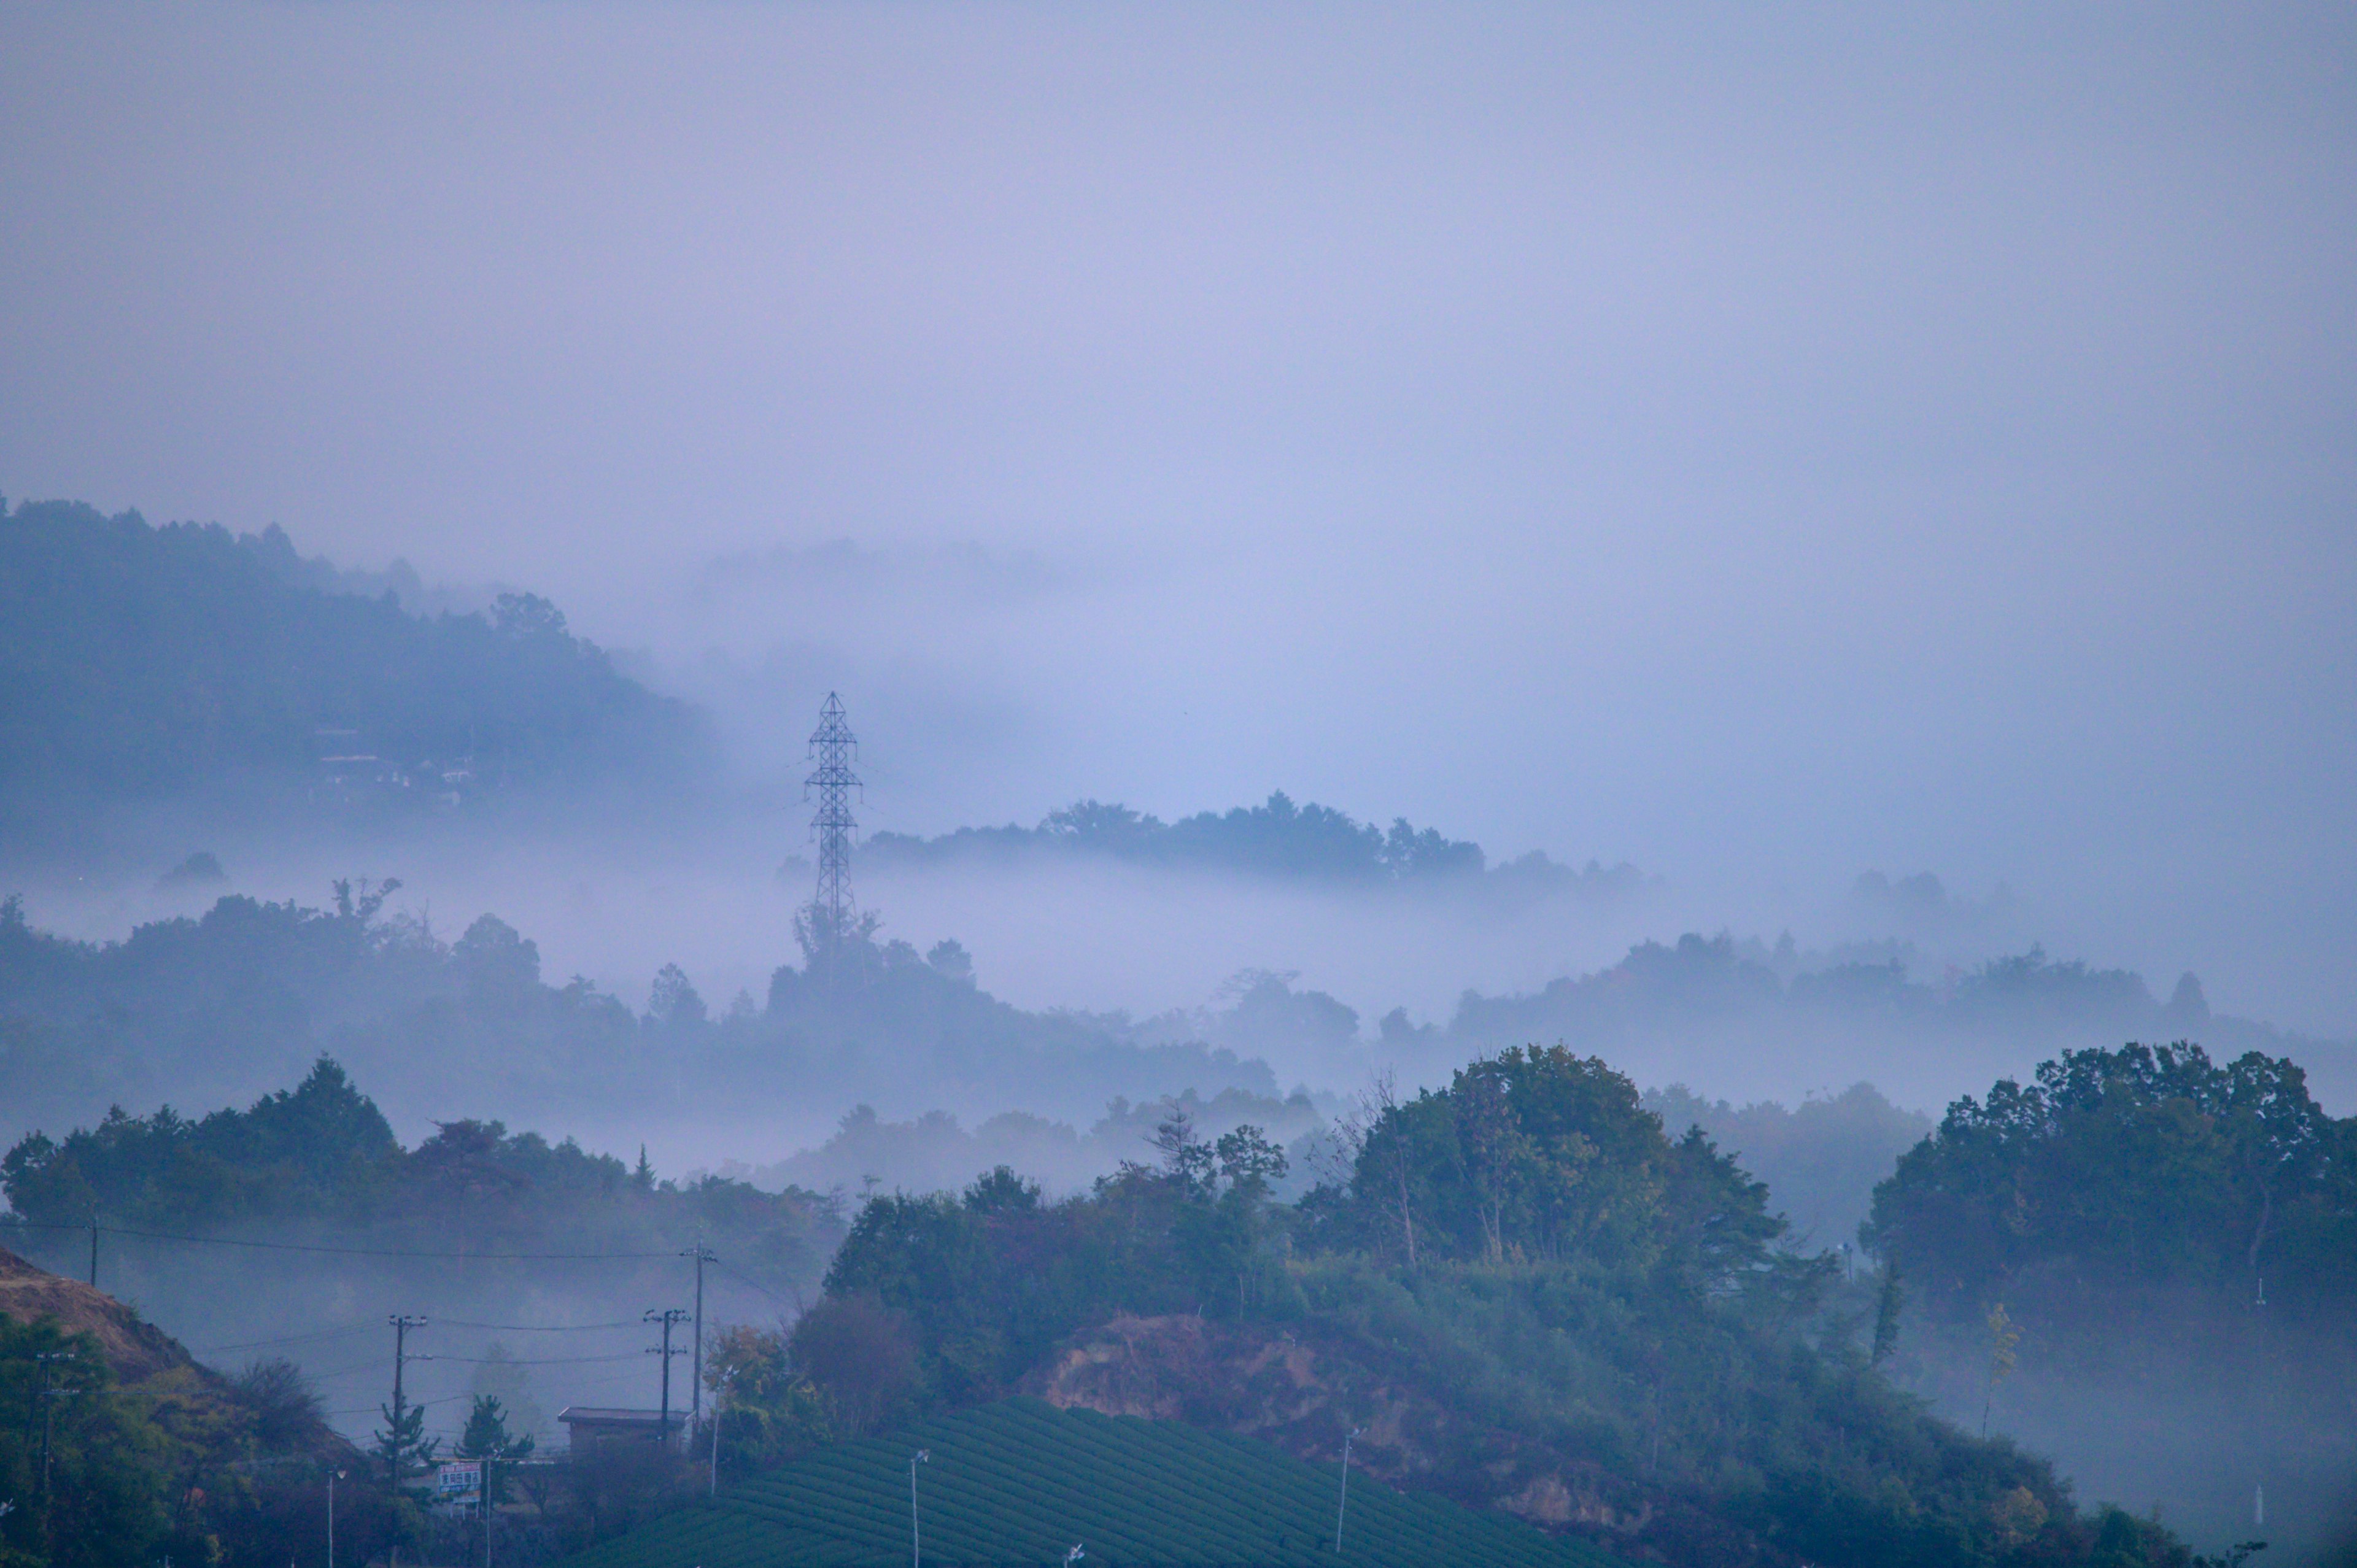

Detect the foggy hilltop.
[
  {"left": 4, "top": 494, "right": 2355, "bottom": 1562},
  {"left": 4, "top": 6, "right": 2355, "bottom": 1566}
]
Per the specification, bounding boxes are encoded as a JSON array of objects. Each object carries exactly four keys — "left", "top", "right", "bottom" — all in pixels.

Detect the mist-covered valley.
[
  {"left": 6, "top": 7, "right": 2355, "bottom": 1562},
  {"left": 6, "top": 496, "right": 2356, "bottom": 1558}
]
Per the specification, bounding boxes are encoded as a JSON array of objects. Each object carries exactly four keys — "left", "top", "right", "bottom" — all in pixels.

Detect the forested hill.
[
  {"left": 0, "top": 498, "right": 704, "bottom": 813},
  {"left": 0, "top": 887, "right": 1281, "bottom": 1154},
  {"left": 862, "top": 792, "right": 1646, "bottom": 900}
]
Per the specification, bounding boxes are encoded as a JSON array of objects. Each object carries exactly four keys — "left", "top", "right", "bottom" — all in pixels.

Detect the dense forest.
[
  {"left": 0, "top": 1057, "right": 837, "bottom": 1283},
  {"left": 0, "top": 499, "right": 703, "bottom": 828},
  {"left": 6, "top": 1045, "right": 2345, "bottom": 1562},
  {"left": 3, "top": 884, "right": 2341, "bottom": 1239},
  {"left": 710, "top": 1047, "right": 2235, "bottom": 1567},
  {"left": 863, "top": 793, "right": 1647, "bottom": 903},
  {"left": 0, "top": 885, "right": 1279, "bottom": 1151},
  {"left": 1865, "top": 1045, "right": 2357, "bottom": 1556}
]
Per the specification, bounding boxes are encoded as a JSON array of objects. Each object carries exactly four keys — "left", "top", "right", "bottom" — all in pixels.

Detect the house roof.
[{"left": 556, "top": 1407, "right": 673, "bottom": 1424}]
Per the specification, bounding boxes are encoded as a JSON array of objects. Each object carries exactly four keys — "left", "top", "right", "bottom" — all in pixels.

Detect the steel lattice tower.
[{"left": 803, "top": 692, "right": 862, "bottom": 960}]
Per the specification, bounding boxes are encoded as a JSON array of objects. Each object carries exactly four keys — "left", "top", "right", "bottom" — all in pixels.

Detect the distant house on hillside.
[{"left": 555, "top": 1407, "right": 679, "bottom": 1455}]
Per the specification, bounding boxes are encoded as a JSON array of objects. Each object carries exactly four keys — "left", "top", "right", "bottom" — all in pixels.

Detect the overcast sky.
[{"left": 3, "top": 4, "right": 2352, "bottom": 1031}]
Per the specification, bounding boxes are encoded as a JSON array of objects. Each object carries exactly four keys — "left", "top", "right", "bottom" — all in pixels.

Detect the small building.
[{"left": 555, "top": 1407, "right": 681, "bottom": 1456}]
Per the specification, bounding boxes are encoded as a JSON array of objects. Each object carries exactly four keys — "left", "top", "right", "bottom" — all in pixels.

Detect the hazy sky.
[{"left": 4, "top": 4, "right": 2353, "bottom": 1031}]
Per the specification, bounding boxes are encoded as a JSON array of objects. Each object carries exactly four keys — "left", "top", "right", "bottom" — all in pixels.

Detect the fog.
[
  {"left": 4, "top": 6, "right": 2355, "bottom": 1562},
  {"left": 4, "top": 2, "right": 2353, "bottom": 1037}
]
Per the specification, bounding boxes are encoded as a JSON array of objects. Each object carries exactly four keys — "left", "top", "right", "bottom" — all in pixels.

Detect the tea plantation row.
[{"left": 563, "top": 1397, "right": 1619, "bottom": 1567}]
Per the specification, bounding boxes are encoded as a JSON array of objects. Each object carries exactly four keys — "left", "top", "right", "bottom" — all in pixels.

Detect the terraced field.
[{"left": 564, "top": 1397, "right": 1620, "bottom": 1567}]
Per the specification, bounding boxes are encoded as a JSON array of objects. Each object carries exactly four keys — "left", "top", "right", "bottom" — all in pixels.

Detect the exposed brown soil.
[
  {"left": 1024, "top": 1312, "right": 1790, "bottom": 1566},
  {"left": 0, "top": 1242, "right": 198, "bottom": 1383}
]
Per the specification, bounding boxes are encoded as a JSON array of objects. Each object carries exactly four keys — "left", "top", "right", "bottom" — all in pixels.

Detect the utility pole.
[
  {"left": 908, "top": 1448, "right": 929, "bottom": 1568},
  {"left": 385, "top": 1315, "right": 428, "bottom": 1493},
  {"left": 35, "top": 1352, "right": 77, "bottom": 1499},
  {"left": 681, "top": 1244, "right": 716, "bottom": 1427},
  {"left": 328, "top": 1467, "right": 345, "bottom": 1568},
  {"left": 645, "top": 1309, "right": 691, "bottom": 1441},
  {"left": 87, "top": 1213, "right": 98, "bottom": 1289},
  {"left": 1334, "top": 1427, "right": 1363, "bottom": 1554}
]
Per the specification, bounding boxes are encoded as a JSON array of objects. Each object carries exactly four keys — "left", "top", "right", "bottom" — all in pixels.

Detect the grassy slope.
[{"left": 566, "top": 1397, "right": 1619, "bottom": 1568}]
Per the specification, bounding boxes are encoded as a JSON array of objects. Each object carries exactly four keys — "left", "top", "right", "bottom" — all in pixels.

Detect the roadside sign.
[{"left": 436, "top": 1461, "right": 482, "bottom": 1500}]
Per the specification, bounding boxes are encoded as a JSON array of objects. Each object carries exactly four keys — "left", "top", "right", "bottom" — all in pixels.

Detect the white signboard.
[{"left": 436, "top": 1461, "right": 482, "bottom": 1500}]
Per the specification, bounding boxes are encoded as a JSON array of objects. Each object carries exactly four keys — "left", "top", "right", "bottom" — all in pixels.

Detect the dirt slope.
[
  {"left": 0, "top": 1242, "right": 199, "bottom": 1382},
  {"left": 1026, "top": 1313, "right": 1773, "bottom": 1566}
]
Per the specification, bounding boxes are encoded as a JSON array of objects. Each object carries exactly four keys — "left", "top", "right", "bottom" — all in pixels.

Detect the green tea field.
[{"left": 563, "top": 1397, "right": 1620, "bottom": 1567}]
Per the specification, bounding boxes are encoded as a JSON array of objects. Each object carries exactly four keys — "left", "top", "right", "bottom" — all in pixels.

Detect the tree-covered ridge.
[
  {"left": 1447, "top": 933, "right": 2210, "bottom": 1045},
  {"left": 743, "top": 1049, "right": 2206, "bottom": 1567},
  {"left": 861, "top": 791, "right": 1646, "bottom": 897},
  {"left": 0, "top": 1057, "right": 398, "bottom": 1230},
  {"left": 1, "top": 1057, "right": 842, "bottom": 1286},
  {"left": 1644, "top": 1082, "right": 1933, "bottom": 1253},
  {"left": 1428, "top": 933, "right": 2343, "bottom": 1108},
  {"left": 1866, "top": 1043, "right": 2355, "bottom": 1324},
  {"left": 0, "top": 886, "right": 1280, "bottom": 1151},
  {"left": 1302, "top": 1048, "right": 1782, "bottom": 1280},
  {"left": 1865, "top": 1045, "right": 2357, "bottom": 1563},
  {"left": 0, "top": 498, "right": 703, "bottom": 807}
]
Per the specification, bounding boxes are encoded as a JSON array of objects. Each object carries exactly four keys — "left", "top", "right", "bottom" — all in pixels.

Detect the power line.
[
  {"left": 712, "top": 1256, "right": 795, "bottom": 1308},
  {"left": 433, "top": 1318, "right": 644, "bottom": 1332},
  {"left": 303, "top": 1349, "right": 649, "bottom": 1381},
  {"left": 325, "top": 1392, "right": 470, "bottom": 1419},
  {"left": 203, "top": 1323, "right": 377, "bottom": 1354},
  {"left": 204, "top": 1316, "right": 641, "bottom": 1356},
  {"left": 1, "top": 1219, "right": 672, "bottom": 1261},
  {"left": 432, "top": 1352, "right": 649, "bottom": 1367},
  {"left": 288, "top": 1356, "right": 406, "bottom": 1383}
]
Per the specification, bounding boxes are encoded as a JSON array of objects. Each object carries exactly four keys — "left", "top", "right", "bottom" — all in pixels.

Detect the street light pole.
[
  {"left": 1334, "top": 1427, "right": 1364, "bottom": 1554},
  {"left": 328, "top": 1468, "right": 345, "bottom": 1568},
  {"left": 681, "top": 1245, "right": 715, "bottom": 1431},
  {"left": 909, "top": 1449, "right": 929, "bottom": 1568},
  {"left": 708, "top": 1370, "right": 729, "bottom": 1498}
]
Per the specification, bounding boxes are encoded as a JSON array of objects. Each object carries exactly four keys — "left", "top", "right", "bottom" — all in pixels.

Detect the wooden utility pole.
[
  {"left": 385, "top": 1315, "right": 428, "bottom": 1491},
  {"left": 644, "top": 1309, "right": 691, "bottom": 1439},
  {"left": 36, "top": 1351, "right": 77, "bottom": 1499}
]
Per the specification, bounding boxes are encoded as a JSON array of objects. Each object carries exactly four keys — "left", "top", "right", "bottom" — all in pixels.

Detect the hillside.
[
  {"left": 862, "top": 793, "right": 1644, "bottom": 905},
  {"left": 0, "top": 1242, "right": 197, "bottom": 1382},
  {"left": 0, "top": 1243, "right": 376, "bottom": 1567},
  {"left": 0, "top": 892, "right": 1281, "bottom": 1155},
  {"left": 0, "top": 498, "right": 704, "bottom": 821},
  {"left": 566, "top": 1396, "right": 1617, "bottom": 1568}
]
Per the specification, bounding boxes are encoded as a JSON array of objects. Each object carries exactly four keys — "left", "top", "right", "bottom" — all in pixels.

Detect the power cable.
[
  {"left": 203, "top": 1316, "right": 641, "bottom": 1356},
  {"left": 303, "top": 1350, "right": 652, "bottom": 1381},
  {"left": 432, "top": 1352, "right": 648, "bottom": 1367},
  {"left": 710, "top": 1256, "right": 795, "bottom": 1308},
  {"left": 433, "top": 1318, "right": 643, "bottom": 1332},
  {"left": 1, "top": 1219, "right": 671, "bottom": 1261},
  {"left": 201, "top": 1323, "right": 376, "bottom": 1354}
]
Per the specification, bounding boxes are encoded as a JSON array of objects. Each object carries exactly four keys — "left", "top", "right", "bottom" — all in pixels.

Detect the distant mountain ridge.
[
  {"left": 0, "top": 497, "right": 706, "bottom": 820},
  {"left": 862, "top": 792, "right": 1647, "bottom": 902}
]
